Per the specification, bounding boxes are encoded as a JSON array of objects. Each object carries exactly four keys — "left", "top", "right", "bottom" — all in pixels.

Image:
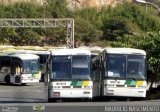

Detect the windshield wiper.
[{"left": 129, "top": 76, "right": 136, "bottom": 80}]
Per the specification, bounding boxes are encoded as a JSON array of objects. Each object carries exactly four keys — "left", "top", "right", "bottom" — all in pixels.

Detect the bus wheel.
[{"left": 5, "top": 75, "right": 10, "bottom": 84}]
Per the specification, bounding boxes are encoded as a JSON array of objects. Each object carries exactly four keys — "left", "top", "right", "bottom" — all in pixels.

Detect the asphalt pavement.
[
  {"left": 0, "top": 82, "right": 47, "bottom": 103},
  {"left": 0, "top": 82, "right": 160, "bottom": 112}
]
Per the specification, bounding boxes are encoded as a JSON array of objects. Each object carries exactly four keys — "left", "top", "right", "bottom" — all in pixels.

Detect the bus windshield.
[
  {"left": 127, "top": 55, "right": 146, "bottom": 79},
  {"left": 106, "top": 54, "right": 146, "bottom": 79},
  {"left": 72, "top": 56, "right": 90, "bottom": 80},
  {"left": 23, "top": 60, "right": 40, "bottom": 74},
  {"left": 106, "top": 54, "right": 126, "bottom": 78},
  {"left": 51, "top": 56, "right": 71, "bottom": 80}
]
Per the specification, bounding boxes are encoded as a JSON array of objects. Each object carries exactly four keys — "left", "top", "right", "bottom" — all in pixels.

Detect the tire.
[{"left": 5, "top": 75, "right": 10, "bottom": 84}]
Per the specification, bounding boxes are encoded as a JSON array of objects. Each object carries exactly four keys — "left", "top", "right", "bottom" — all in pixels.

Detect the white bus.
[
  {"left": 92, "top": 48, "right": 147, "bottom": 100},
  {"left": 28, "top": 50, "right": 50, "bottom": 82},
  {"left": 48, "top": 48, "right": 93, "bottom": 101},
  {"left": 0, "top": 53, "right": 41, "bottom": 85},
  {"left": 17, "top": 50, "right": 50, "bottom": 82},
  {"left": 3, "top": 49, "right": 50, "bottom": 82}
]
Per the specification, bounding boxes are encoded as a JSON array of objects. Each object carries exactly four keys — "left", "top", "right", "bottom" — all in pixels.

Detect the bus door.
[
  {"left": 0, "top": 57, "right": 11, "bottom": 82},
  {"left": 10, "top": 58, "right": 22, "bottom": 84},
  {"left": 39, "top": 54, "right": 49, "bottom": 82}
]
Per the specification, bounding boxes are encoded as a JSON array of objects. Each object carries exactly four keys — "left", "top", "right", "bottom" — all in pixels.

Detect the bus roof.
[
  {"left": 104, "top": 48, "right": 146, "bottom": 55},
  {"left": 15, "top": 46, "right": 45, "bottom": 50},
  {"left": 0, "top": 45, "right": 16, "bottom": 51},
  {"left": 0, "top": 45, "right": 15, "bottom": 48},
  {"left": 18, "top": 50, "right": 50, "bottom": 55},
  {"left": 3, "top": 50, "right": 50, "bottom": 55},
  {"left": 51, "top": 48, "right": 91, "bottom": 56},
  {"left": 0, "top": 53, "right": 39, "bottom": 60}
]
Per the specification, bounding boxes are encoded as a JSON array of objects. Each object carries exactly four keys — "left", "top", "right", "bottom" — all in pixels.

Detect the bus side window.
[
  {"left": 11, "top": 58, "right": 22, "bottom": 75},
  {"left": 16, "top": 63, "right": 22, "bottom": 75},
  {"left": 0, "top": 67, "right": 10, "bottom": 74},
  {"left": 0, "top": 58, "right": 11, "bottom": 74}
]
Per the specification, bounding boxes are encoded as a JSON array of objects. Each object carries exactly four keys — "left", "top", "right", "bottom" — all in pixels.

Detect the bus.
[
  {"left": 0, "top": 53, "right": 41, "bottom": 85},
  {"left": 92, "top": 48, "right": 147, "bottom": 100},
  {"left": 0, "top": 45, "right": 16, "bottom": 52},
  {"left": 3, "top": 49, "right": 50, "bottom": 82},
  {"left": 29, "top": 50, "right": 50, "bottom": 82},
  {"left": 48, "top": 48, "right": 92, "bottom": 101},
  {"left": 17, "top": 50, "right": 50, "bottom": 82}
]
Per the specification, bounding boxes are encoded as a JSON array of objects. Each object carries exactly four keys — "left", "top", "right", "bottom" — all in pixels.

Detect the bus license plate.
[{"left": 53, "top": 92, "right": 60, "bottom": 97}]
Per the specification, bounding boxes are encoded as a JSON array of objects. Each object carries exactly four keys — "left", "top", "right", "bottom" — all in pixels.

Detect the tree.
[
  {"left": 109, "top": 34, "right": 138, "bottom": 47},
  {"left": 74, "top": 18, "right": 102, "bottom": 46},
  {"left": 16, "top": 28, "right": 40, "bottom": 46},
  {"left": 0, "top": 28, "right": 18, "bottom": 45},
  {"left": 138, "top": 32, "right": 160, "bottom": 90},
  {"left": 102, "top": 17, "right": 131, "bottom": 41},
  {"left": 50, "top": 0, "right": 69, "bottom": 18}
]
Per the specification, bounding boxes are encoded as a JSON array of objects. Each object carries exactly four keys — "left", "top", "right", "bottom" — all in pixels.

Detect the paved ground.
[
  {"left": 0, "top": 82, "right": 47, "bottom": 103},
  {"left": 0, "top": 82, "right": 160, "bottom": 112}
]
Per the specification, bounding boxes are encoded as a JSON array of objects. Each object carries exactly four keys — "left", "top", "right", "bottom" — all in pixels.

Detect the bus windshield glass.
[
  {"left": 51, "top": 56, "right": 71, "bottom": 80},
  {"left": 72, "top": 56, "right": 90, "bottom": 80},
  {"left": 106, "top": 54, "right": 146, "bottom": 79},
  {"left": 23, "top": 60, "right": 40, "bottom": 74},
  {"left": 106, "top": 54, "right": 126, "bottom": 78},
  {"left": 127, "top": 55, "right": 146, "bottom": 79}
]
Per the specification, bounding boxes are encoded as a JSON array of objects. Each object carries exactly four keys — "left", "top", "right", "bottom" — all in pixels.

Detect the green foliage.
[
  {"left": 33, "top": 28, "right": 66, "bottom": 46},
  {"left": 102, "top": 17, "right": 131, "bottom": 41},
  {"left": 139, "top": 32, "right": 160, "bottom": 82},
  {"left": 139, "top": 32, "right": 160, "bottom": 89},
  {"left": 0, "top": 1, "right": 159, "bottom": 47},
  {"left": 73, "top": 8, "right": 102, "bottom": 28},
  {"left": 0, "top": 2, "right": 45, "bottom": 18},
  {"left": 100, "top": 3, "right": 160, "bottom": 41},
  {"left": 49, "top": 0, "right": 69, "bottom": 18},
  {"left": 109, "top": 34, "right": 139, "bottom": 47},
  {"left": 74, "top": 18, "right": 102, "bottom": 44},
  {"left": 16, "top": 28, "right": 40, "bottom": 45}
]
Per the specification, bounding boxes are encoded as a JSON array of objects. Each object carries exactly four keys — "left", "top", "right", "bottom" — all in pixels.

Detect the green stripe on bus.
[
  {"left": 70, "top": 81, "right": 77, "bottom": 86},
  {"left": 125, "top": 80, "right": 136, "bottom": 86},
  {"left": 76, "top": 81, "right": 83, "bottom": 86},
  {"left": 32, "top": 73, "right": 35, "bottom": 78},
  {"left": 130, "top": 81, "right": 136, "bottom": 86},
  {"left": 70, "top": 81, "right": 83, "bottom": 86},
  {"left": 125, "top": 80, "right": 131, "bottom": 85}
]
